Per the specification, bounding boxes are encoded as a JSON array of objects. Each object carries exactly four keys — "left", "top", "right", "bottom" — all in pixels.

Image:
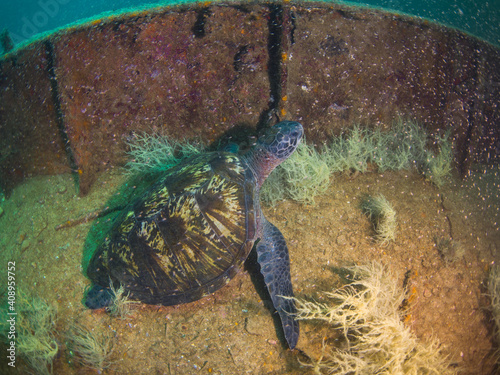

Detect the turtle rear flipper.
[
  {"left": 85, "top": 284, "right": 114, "bottom": 309},
  {"left": 256, "top": 219, "right": 299, "bottom": 349}
]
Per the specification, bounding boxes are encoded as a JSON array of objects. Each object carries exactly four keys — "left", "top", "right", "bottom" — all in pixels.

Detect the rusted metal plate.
[
  {"left": 0, "top": 42, "right": 70, "bottom": 195},
  {"left": 53, "top": 5, "right": 270, "bottom": 194},
  {"left": 0, "top": 2, "right": 499, "bottom": 194},
  {"left": 281, "top": 4, "right": 499, "bottom": 170},
  {"left": 283, "top": 5, "right": 454, "bottom": 136}
]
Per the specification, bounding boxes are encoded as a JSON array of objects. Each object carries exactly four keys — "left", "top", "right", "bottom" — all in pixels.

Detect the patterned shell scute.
[{"left": 89, "top": 152, "right": 256, "bottom": 304}]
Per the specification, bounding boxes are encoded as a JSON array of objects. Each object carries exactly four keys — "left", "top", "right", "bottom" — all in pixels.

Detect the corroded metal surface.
[
  {"left": 0, "top": 2, "right": 499, "bottom": 194},
  {"left": 53, "top": 6, "right": 270, "bottom": 194},
  {"left": 282, "top": 4, "right": 500, "bottom": 175},
  {"left": 0, "top": 42, "right": 70, "bottom": 192}
]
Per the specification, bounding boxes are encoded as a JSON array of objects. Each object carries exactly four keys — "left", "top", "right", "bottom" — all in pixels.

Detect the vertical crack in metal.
[
  {"left": 458, "top": 48, "right": 481, "bottom": 178},
  {"left": 267, "top": 4, "right": 283, "bottom": 112},
  {"left": 193, "top": 7, "right": 211, "bottom": 38},
  {"left": 44, "top": 40, "right": 80, "bottom": 193},
  {"left": 257, "top": 3, "right": 284, "bottom": 130}
]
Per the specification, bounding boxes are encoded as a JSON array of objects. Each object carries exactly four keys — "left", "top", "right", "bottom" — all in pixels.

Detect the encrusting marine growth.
[
  {"left": 488, "top": 265, "right": 500, "bottom": 365},
  {"left": 123, "top": 118, "right": 454, "bottom": 208},
  {"left": 106, "top": 282, "right": 139, "bottom": 319},
  {"left": 421, "top": 131, "right": 453, "bottom": 187},
  {"left": 262, "top": 141, "right": 330, "bottom": 205},
  {"left": 261, "top": 118, "right": 454, "bottom": 206},
  {"left": 66, "top": 321, "right": 116, "bottom": 371},
  {"left": 125, "top": 130, "right": 203, "bottom": 176},
  {"left": 292, "top": 263, "right": 456, "bottom": 374},
  {"left": 360, "top": 194, "right": 397, "bottom": 245},
  {"left": 0, "top": 290, "right": 58, "bottom": 375}
]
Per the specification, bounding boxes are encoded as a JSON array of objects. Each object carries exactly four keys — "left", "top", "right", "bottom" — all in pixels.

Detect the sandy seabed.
[{"left": 0, "top": 165, "right": 498, "bottom": 374}]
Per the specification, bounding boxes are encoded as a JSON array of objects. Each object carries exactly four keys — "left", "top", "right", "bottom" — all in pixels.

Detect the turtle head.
[
  {"left": 248, "top": 121, "right": 304, "bottom": 187},
  {"left": 257, "top": 121, "right": 304, "bottom": 161}
]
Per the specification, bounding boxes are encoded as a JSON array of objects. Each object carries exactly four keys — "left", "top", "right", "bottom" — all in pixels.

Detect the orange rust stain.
[{"left": 407, "top": 286, "right": 418, "bottom": 305}]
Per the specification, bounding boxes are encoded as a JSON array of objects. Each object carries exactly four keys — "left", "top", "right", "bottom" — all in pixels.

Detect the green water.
[{"left": 339, "top": 0, "right": 499, "bottom": 46}]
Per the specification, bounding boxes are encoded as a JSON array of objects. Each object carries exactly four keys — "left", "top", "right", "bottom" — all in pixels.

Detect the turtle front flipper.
[{"left": 256, "top": 219, "right": 299, "bottom": 349}]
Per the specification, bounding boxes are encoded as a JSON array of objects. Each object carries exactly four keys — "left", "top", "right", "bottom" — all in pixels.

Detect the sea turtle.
[{"left": 84, "top": 120, "right": 303, "bottom": 349}]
